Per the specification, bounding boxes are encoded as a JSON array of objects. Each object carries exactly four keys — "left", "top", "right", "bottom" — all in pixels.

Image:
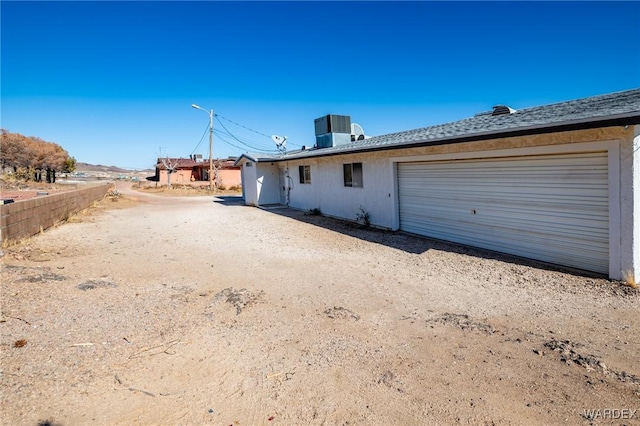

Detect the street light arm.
[{"left": 192, "top": 104, "right": 213, "bottom": 117}]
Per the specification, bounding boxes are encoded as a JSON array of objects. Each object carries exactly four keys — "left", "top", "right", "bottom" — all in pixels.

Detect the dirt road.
[{"left": 1, "top": 184, "right": 639, "bottom": 425}]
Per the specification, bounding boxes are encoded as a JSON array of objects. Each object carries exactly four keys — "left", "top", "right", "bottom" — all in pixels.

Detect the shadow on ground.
[
  {"left": 212, "top": 195, "right": 245, "bottom": 206},
  {"left": 261, "top": 206, "right": 606, "bottom": 279}
]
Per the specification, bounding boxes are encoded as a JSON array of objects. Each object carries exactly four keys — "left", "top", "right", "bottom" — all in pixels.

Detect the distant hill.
[{"left": 75, "top": 162, "right": 153, "bottom": 173}]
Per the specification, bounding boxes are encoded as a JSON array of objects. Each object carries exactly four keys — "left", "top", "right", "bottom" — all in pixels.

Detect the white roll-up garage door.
[{"left": 397, "top": 152, "right": 609, "bottom": 274}]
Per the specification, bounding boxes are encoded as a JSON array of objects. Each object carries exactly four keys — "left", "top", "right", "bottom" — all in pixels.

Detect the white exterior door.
[{"left": 397, "top": 152, "right": 609, "bottom": 274}]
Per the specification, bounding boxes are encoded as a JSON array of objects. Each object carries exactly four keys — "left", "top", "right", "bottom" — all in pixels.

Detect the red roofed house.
[{"left": 154, "top": 156, "right": 241, "bottom": 189}]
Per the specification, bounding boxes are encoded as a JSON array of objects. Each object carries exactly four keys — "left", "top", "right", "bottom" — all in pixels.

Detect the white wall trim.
[
  {"left": 632, "top": 127, "right": 640, "bottom": 279},
  {"left": 390, "top": 161, "right": 399, "bottom": 230},
  {"left": 609, "top": 141, "right": 621, "bottom": 279}
]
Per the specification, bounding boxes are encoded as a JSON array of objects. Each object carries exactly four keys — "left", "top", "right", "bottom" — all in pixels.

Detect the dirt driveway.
[{"left": 1, "top": 184, "right": 639, "bottom": 425}]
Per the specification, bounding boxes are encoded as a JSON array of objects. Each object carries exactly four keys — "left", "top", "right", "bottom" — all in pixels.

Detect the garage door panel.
[
  {"left": 400, "top": 218, "right": 608, "bottom": 273},
  {"left": 400, "top": 211, "right": 607, "bottom": 241},
  {"left": 401, "top": 164, "right": 608, "bottom": 176},
  {"left": 398, "top": 152, "right": 609, "bottom": 274},
  {"left": 401, "top": 183, "right": 609, "bottom": 202},
  {"left": 402, "top": 193, "right": 608, "bottom": 212},
  {"left": 400, "top": 199, "right": 607, "bottom": 227}
]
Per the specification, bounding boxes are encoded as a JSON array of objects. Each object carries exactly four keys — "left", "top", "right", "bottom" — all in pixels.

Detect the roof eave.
[
  {"left": 233, "top": 153, "right": 258, "bottom": 166},
  {"left": 270, "top": 113, "right": 640, "bottom": 162}
]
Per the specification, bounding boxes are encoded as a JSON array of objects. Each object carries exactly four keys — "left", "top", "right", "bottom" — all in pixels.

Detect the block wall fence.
[{"left": 0, "top": 183, "right": 112, "bottom": 243}]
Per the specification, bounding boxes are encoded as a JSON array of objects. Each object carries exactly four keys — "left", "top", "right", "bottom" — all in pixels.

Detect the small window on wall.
[
  {"left": 343, "top": 162, "right": 363, "bottom": 187},
  {"left": 299, "top": 165, "right": 311, "bottom": 184}
]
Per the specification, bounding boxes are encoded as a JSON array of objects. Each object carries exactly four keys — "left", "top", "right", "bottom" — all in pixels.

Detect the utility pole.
[
  {"left": 192, "top": 104, "right": 214, "bottom": 191},
  {"left": 208, "top": 108, "right": 214, "bottom": 192}
]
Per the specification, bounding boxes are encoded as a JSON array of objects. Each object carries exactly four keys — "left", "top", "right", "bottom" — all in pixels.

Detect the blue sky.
[{"left": 2, "top": 1, "right": 639, "bottom": 170}]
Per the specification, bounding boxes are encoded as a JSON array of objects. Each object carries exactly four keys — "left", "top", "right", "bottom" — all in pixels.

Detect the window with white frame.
[
  {"left": 299, "top": 165, "right": 311, "bottom": 184},
  {"left": 343, "top": 162, "right": 363, "bottom": 187}
]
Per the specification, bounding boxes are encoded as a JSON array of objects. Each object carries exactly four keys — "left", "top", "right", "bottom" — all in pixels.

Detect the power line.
[
  {"left": 189, "top": 121, "right": 210, "bottom": 156},
  {"left": 215, "top": 116, "right": 279, "bottom": 153},
  {"left": 214, "top": 129, "right": 279, "bottom": 154},
  {"left": 214, "top": 116, "right": 271, "bottom": 150},
  {"left": 212, "top": 132, "right": 249, "bottom": 153},
  {"left": 214, "top": 131, "right": 279, "bottom": 154},
  {"left": 190, "top": 111, "right": 306, "bottom": 158},
  {"left": 215, "top": 127, "right": 274, "bottom": 150},
  {"left": 215, "top": 113, "right": 304, "bottom": 148},
  {"left": 216, "top": 114, "right": 272, "bottom": 139}
]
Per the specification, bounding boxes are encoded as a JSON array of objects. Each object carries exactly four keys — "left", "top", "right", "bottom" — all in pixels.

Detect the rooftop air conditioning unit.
[{"left": 314, "top": 114, "right": 352, "bottom": 136}]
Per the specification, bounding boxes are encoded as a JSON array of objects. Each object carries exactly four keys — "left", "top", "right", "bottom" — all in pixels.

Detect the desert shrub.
[
  {"left": 622, "top": 270, "right": 637, "bottom": 289},
  {"left": 13, "top": 167, "right": 32, "bottom": 181},
  {"left": 356, "top": 207, "right": 371, "bottom": 227}
]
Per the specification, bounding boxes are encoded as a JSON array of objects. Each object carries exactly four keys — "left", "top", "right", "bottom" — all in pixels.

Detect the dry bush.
[{"left": 622, "top": 270, "right": 637, "bottom": 289}]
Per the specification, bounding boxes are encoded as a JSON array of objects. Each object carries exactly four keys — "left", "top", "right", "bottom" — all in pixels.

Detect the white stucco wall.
[
  {"left": 238, "top": 159, "right": 281, "bottom": 206},
  {"left": 635, "top": 127, "right": 640, "bottom": 279},
  {"left": 621, "top": 126, "right": 640, "bottom": 280},
  {"left": 240, "top": 162, "right": 258, "bottom": 205},
  {"left": 282, "top": 155, "right": 395, "bottom": 228},
  {"left": 255, "top": 162, "right": 281, "bottom": 205},
  {"left": 609, "top": 125, "right": 640, "bottom": 280}
]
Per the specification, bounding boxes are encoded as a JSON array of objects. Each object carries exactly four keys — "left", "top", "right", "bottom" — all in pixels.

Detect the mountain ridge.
[{"left": 75, "top": 162, "right": 153, "bottom": 173}]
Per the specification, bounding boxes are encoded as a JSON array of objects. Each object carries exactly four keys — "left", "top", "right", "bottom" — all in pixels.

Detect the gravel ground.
[{"left": 1, "top": 183, "right": 639, "bottom": 426}]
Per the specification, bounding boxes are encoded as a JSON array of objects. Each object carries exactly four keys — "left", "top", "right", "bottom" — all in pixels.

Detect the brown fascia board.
[{"left": 267, "top": 114, "right": 640, "bottom": 163}]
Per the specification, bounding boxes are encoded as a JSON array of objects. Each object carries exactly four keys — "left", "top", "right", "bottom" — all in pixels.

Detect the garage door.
[{"left": 397, "top": 152, "right": 609, "bottom": 274}]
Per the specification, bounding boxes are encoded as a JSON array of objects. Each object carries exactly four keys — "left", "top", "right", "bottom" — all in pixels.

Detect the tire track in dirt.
[
  {"left": 193, "top": 286, "right": 275, "bottom": 425},
  {"left": 3, "top": 184, "right": 639, "bottom": 425}
]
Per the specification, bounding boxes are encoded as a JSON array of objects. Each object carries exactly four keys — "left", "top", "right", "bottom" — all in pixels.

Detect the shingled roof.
[{"left": 236, "top": 88, "right": 640, "bottom": 164}]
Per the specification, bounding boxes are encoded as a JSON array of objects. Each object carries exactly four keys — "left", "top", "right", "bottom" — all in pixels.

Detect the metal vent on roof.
[
  {"left": 492, "top": 105, "right": 516, "bottom": 116},
  {"left": 474, "top": 110, "right": 492, "bottom": 117}
]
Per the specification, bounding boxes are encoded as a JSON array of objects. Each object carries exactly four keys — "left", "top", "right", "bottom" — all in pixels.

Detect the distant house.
[
  {"left": 235, "top": 88, "right": 640, "bottom": 280},
  {"left": 154, "top": 157, "right": 241, "bottom": 188}
]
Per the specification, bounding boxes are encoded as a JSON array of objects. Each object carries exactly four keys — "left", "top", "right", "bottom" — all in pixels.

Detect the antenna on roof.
[{"left": 271, "top": 134, "right": 287, "bottom": 155}]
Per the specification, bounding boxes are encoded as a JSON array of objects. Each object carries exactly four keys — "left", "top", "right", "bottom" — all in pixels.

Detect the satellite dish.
[
  {"left": 351, "top": 123, "right": 366, "bottom": 142},
  {"left": 271, "top": 134, "right": 286, "bottom": 145},
  {"left": 271, "top": 134, "right": 287, "bottom": 154}
]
